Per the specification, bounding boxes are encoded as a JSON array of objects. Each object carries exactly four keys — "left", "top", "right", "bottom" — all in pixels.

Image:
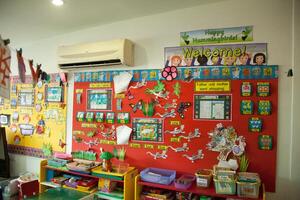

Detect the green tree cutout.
[
  {"left": 146, "top": 80, "right": 165, "bottom": 94},
  {"left": 173, "top": 82, "right": 181, "bottom": 98},
  {"left": 181, "top": 32, "right": 190, "bottom": 45},
  {"left": 241, "top": 27, "right": 253, "bottom": 41}
]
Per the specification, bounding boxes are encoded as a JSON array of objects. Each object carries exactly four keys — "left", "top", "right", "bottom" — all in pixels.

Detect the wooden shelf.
[
  {"left": 40, "top": 181, "right": 61, "bottom": 188},
  {"left": 40, "top": 160, "right": 138, "bottom": 200},
  {"left": 44, "top": 165, "right": 124, "bottom": 183},
  {"left": 136, "top": 175, "right": 264, "bottom": 200}
]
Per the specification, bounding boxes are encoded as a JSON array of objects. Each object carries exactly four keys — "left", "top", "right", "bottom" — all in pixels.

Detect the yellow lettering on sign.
[
  {"left": 20, "top": 84, "right": 34, "bottom": 88},
  {"left": 170, "top": 137, "right": 181, "bottom": 142},
  {"left": 108, "top": 141, "right": 116, "bottom": 145},
  {"left": 100, "top": 140, "right": 109, "bottom": 144},
  {"left": 170, "top": 121, "right": 181, "bottom": 126},
  {"left": 81, "top": 123, "right": 97, "bottom": 128},
  {"left": 115, "top": 93, "right": 125, "bottom": 99},
  {"left": 157, "top": 145, "right": 168, "bottom": 150},
  {"left": 76, "top": 89, "right": 83, "bottom": 93},
  {"left": 89, "top": 82, "right": 112, "bottom": 88},
  {"left": 20, "top": 109, "right": 33, "bottom": 115},
  {"left": 195, "top": 81, "right": 231, "bottom": 92},
  {"left": 130, "top": 143, "right": 141, "bottom": 148},
  {"left": 144, "top": 144, "right": 154, "bottom": 149}
]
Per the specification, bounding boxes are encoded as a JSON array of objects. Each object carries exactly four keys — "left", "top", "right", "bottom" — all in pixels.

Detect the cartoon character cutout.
[
  {"left": 239, "top": 53, "right": 251, "bottom": 65},
  {"left": 253, "top": 53, "right": 266, "bottom": 65},
  {"left": 223, "top": 56, "right": 236, "bottom": 66},
  {"left": 211, "top": 56, "right": 221, "bottom": 66},
  {"left": 197, "top": 55, "right": 208, "bottom": 66},
  {"left": 183, "top": 57, "right": 194, "bottom": 67},
  {"left": 171, "top": 55, "right": 182, "bottom": 67}
]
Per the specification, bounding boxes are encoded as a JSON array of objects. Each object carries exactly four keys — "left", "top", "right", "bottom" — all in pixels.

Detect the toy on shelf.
[
  {"left": 179, "top": 128, "right": 201, "bottom": 142},
  {"left": 100, "top": 149, "right": 114, "bottom": 172},
  {"left": 164, "top": 125, "right": 185, "bottom": 136},
  {"left": 207, "top": 123, "right": 246, "bottom": 161},
  {"left": 168, "top": 143, "right": 189, "bottom": 152},
  {"left": 183, "top": 149, "right": 204, "bottom": 163},
  {"left": 146, "top": 150, "right": 168, "bottom": 159},
  {"left": 66, "top": 159, "right": 98, "bottom": 174}
]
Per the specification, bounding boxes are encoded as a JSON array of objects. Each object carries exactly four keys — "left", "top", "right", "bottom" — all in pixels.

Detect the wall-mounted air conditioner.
[{"left": 57, "top": 39, "right": 134, "bottom": 70}]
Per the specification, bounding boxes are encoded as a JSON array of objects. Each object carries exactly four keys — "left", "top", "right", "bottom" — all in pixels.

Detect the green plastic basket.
[{"left": 214, "top": 178, "right": 236, "bottom": 195}]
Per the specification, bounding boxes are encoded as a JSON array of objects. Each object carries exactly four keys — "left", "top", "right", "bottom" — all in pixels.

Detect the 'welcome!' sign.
[{"left": 164, "top": 43, "right": 267, "bottom": 67}]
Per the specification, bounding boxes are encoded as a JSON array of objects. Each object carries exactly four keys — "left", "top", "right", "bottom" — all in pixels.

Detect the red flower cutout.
[{"left": 162, "top": 66, "right": 178, "bottom": 81}]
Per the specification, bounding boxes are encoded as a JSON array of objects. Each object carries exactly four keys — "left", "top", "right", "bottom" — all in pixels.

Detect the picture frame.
[
  {"left": 132, "top": 118, "right": 163, "bottom": 142},
  {"left": 87, "top": 89, "right": 112, "bottom": 110},
  {"left": 0, "top": 114, "right": 10, "bottom": 126},
  {"left": 45, "top": 86, "right": 64, "bottom": 102},
  {"left": 18, "top": 89, "right": 34, "bottom": 107}
]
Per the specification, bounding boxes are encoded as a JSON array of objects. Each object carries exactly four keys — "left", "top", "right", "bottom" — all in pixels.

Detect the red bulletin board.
[{"left": 72, "top": 66, "right": 278, "bottom": 192}]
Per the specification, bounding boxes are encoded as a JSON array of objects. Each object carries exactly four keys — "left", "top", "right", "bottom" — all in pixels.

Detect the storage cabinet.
[
  {"left": 134, "top": 174, "right": 265, "bottom": 200},
  {"left": 39, "top": 159, "right": 138, "bottom": 200}
]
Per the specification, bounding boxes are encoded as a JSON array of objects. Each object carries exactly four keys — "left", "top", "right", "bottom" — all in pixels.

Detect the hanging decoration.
[
  {"left": 16, "top": 49, "right": 26, "bottom": 83},
  {"left": 0, "top": 35, "right": 11, "bottom": 99}
]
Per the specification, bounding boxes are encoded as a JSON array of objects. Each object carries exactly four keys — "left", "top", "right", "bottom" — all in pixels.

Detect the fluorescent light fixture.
[{"left": 52, "top": 0, "right": 64, "bottom": 6}]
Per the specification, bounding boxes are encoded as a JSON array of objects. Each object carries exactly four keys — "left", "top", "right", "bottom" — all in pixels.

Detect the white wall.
[
  {"left": 8, "top": 0, "right": 298, "bottom": 199},
  {"left": 291, "top": 0, "right": 300, "bottom": 199}
]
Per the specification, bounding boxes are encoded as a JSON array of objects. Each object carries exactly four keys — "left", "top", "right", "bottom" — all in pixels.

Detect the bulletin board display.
[
  {"left": 0, "top": 74, "right": 67, "bottom": 158},
  {"left": 72, "top": 65, "right": 278, "bottom": 192}
]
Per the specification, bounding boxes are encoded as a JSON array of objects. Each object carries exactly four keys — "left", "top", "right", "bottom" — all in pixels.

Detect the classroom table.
[{"left": 27, "top": 188, "right": 88, "bottom": 200}]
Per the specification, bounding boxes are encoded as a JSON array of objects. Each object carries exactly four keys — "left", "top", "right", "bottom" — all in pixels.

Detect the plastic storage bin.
[
  {"left": 237, "top": 172, "right": 261, "bottom": 198},
  {"left": 140, "top": 167, "right": 176, "bottom": 185},
  {"left": 214, "top": 178, "right": 236, "bottom": 195},
  {"left": 174, "top": 174, "right": 195, "bottom": 189},
  {"left": 195, "top": 169, "right": 212, "bottom": 188}
]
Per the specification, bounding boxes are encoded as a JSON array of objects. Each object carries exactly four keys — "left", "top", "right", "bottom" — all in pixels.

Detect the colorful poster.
[
  {"left": 74, "top": 65, "right": 278, "bottom": 83},
  {"left": 180, "top": 26, "right": 253, "bottom": 46},
  {"left": 165, "top": 43, "right": 267, "bottom": 67}
]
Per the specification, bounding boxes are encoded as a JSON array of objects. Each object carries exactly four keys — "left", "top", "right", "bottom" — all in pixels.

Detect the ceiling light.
[{"left": 52, "top": 0, "right": 64, "bottom": 6}]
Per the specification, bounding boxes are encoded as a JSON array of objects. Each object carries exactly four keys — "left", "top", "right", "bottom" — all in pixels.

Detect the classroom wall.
[
  {"left": 7, "top": 0, "right": 298, "bottom": 199},
  {"left": 291, "top": 0, "right": 300, "bottom": 199}
]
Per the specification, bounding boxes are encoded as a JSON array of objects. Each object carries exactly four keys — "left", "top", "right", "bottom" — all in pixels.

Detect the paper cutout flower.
[{"left": 162, "top": 66, "right": 178, "bottom": 81}]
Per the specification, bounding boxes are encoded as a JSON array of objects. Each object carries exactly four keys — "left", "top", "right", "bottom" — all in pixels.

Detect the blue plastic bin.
[{"left": 140, "top": 167, "right": 176, "bottom": 185}]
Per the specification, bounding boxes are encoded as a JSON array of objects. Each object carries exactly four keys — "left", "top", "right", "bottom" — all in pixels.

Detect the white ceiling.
[{"left": 0, "top": 0, "right": 225, "bottom": 45}]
